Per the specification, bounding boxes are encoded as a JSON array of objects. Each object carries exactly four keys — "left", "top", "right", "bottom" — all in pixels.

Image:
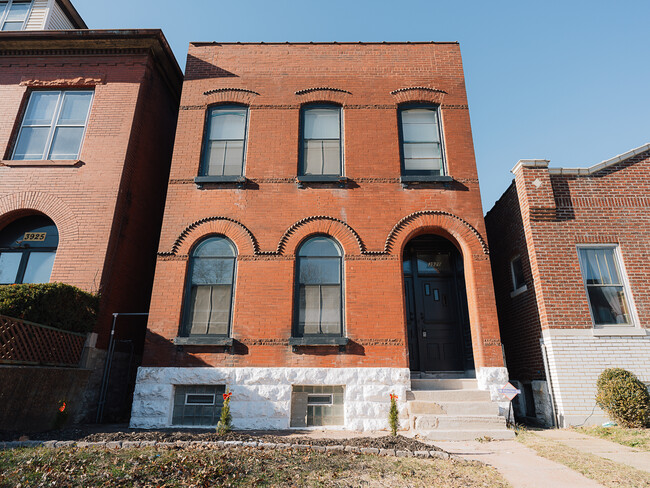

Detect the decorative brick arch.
[
  {"left": 204, "top": 88, "right": 259, "bottom": 106},
  {"left": 278, "top": 216, "right": 364, "bottom": 256},
  {"left": 385, "top": 211, "right": 489, "bottom": 257},
  {"left": 295, "top": 87, "right": 351, "bottom": 105},
  {"left": 0, "top": 191, "right": 79, "bottom": 244},
  {"left": 390, "top": 87, "right": 447, "bottom": 105},
  {"left": 170, "top": 217, "right": 258, "bottom": 256}
]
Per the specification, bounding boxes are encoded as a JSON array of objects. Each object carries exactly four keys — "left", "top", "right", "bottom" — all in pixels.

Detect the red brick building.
[
  {"left": 486, "top": 144, "right": 650, "bottom": 427},
  {"left": 132, "top": 42, "right": 511, "bottom": 437},
  {"left": 0, "top": 19, "right": 182, "bottom": 419}
]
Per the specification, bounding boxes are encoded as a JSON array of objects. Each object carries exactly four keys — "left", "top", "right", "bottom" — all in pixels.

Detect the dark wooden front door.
[{"left": 403, "top": 237, "right": 466, "bottom": 372}]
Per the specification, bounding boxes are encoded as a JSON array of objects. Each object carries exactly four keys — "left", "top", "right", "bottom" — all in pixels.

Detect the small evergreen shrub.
[
  {"left": 217, "top": 390, "right": 233, "bottom": 435},
  {"left": 0, "top": 283, "right": 99, "bottom": 333},
  {"left": 596, "top": 368, "right": 650, "bottom": 428},
  {"left": 389, "top": 393, "right": 399, "bottom": 436}
]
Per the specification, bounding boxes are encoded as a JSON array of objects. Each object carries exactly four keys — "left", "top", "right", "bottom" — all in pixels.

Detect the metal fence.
[{"left": 0, "top": 315, "right": 87, "bottom": 367}]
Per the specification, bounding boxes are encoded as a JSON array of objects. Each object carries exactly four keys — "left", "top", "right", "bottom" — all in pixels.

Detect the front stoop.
[{"left": 407, "top": 377, "right": 515, "bottom": 441}]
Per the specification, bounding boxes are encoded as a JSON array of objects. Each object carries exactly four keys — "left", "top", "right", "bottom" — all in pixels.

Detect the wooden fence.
[{"left": 0, "top": 315, "right": 87, "bottom": 367}]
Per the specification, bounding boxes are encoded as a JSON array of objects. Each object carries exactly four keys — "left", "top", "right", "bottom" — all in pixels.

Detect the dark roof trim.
[
  {"left": 191, "top": 41, "right": 459, "bottom": 46},
  {"left": 57, "top": 0, "right": 88, "bottom": 29},
  {"left": 0, "top": 29, "right": 182, "bottom": 100}
]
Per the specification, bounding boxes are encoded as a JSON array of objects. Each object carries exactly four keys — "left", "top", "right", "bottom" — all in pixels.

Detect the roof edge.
[
  {"left": 547, "top": 143, "right": 650, "bottom": 175},
  {"left": 57, "top": 0, "right": 88, "bottom": 29},
  {"left": 511, "top": 159, "right": 549, "bottom": 174},
  {"left": 190, "top": 41, "right": 460, "bottom": 46}
]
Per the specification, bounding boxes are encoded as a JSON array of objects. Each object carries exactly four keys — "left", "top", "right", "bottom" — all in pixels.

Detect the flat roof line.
[{"left": 190, "top": 41, "right": 460, "bottom": 46}]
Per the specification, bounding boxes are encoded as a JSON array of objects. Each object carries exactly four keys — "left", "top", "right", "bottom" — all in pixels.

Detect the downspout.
[{"left": 540, "top": 337, "right": 558, "bottom": 428}]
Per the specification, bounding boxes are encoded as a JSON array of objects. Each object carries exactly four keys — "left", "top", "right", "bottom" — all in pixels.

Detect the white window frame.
[
  {"left": 509, "top": 255, "right": 528, "bottom": 297},
  {"left": 185, "top": 393, "right": 216, "bottom": 406},
  {"left": 307, "top": 394, "right": 333, "bottom": 406},
  {"left": 0, "top": 0, "right": 33, "bottom": 31},
  {"left": 576, "top": 244, "right": 638, "bottom": 328},
  {"left": 12, "top": 90, "right": 94, "bottom": 161}
]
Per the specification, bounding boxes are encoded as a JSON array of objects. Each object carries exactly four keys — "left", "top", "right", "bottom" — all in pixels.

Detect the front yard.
[
  {"left": 576, "top": 426, "right": 650, "bottom": 451},
  {"left": 0, "top": 445, "right": 510, "bottom": 488}
]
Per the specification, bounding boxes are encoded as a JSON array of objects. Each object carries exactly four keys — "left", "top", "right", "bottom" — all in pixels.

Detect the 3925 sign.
[{"left": 23, "top": 232, "right": 47, "bottom": 242}]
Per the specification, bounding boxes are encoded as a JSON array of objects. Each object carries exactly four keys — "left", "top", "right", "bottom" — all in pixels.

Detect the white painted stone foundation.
[
  {"left": 130, "top": 367, "right": 411, "bottom": 431},
  {"left": 476, "top": 366, "right": 511, "bottom": 416},
  {"left": 542, "top": 328, "right": 650, "bottom": 427}
]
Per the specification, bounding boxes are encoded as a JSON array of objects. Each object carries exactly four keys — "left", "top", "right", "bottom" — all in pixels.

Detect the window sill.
[
  {"left": 173, "top": 336, "right": 234, "bottom": 346},
  {"left": 1, "top": 159, "right": 82, "bottom": 167},
  {"left": 400, "top": 175, "right": 453, "bottom": 187},
  {"left": 288, "top": 337, "right": 349, "bottom": 346},
  {"left": 592, "top": 327, "right": 648, "bottom": 337},
  {"left": 296, "top": 175, "right": 348, "bottom": 188},
  {"left": 194, "top": 176, "right": 247, "bottom": 188},
  {"left": 510, "top": 285, "right": 528, "bottom": 298}
]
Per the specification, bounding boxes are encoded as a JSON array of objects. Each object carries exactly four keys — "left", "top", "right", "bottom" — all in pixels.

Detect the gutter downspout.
[{"left": 540, "top": 337, "right": 558, "bottom": 428}]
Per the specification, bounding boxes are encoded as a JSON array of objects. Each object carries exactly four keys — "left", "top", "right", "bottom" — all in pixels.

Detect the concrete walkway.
[
  {"left": 536, "top": 429, "right": 650, "bottom": 473},
  {"left": 435, "top": 439, "right": 605, "bottom": 488}
]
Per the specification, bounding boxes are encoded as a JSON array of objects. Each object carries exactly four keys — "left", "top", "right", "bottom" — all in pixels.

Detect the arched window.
[
  {"left": 398, "top": 105, "right": 445, "bottom": 176},
  {"left": 0, "top": 215, "right": 58, "bottom": 284},
  {"left": 183, "top": 236, "right": 236, "bottom": 336},
  {"left": 300, "top": 104, "right": 342, "bottom": 177},
  {"left": 201, "top": 105, "right": 248, "bottom": 177},
  {"left": 294, "top": 236, "right": 343, "bottom": 337}
]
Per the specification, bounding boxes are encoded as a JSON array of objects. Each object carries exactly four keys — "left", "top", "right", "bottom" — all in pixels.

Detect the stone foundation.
[
  {"left": 130, "top": 367, "right": 411, "bottom": 431},
  {"left": 476, "top": 367, "right": 510, "bottom": 416}
]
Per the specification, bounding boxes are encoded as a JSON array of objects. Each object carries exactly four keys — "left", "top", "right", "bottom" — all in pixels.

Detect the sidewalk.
[
  {"left": 535, "top": 429, "right": 650, "bottom": 473},
  {"left": 435, "top": 439, "right": 605, "bottom": 488}
]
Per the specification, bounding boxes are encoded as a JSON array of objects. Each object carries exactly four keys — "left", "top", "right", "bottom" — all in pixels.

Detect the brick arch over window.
[
  {"left": 203, "top": 88, "right": 259, "bottom": 106},
  {"left": 170, "top": 217, "right": 258, "bottom": 256},
  {"left": 295, "top": 87, "right": 351, "bottom": 105},
  {"left": 0, "top": 192, "right": 79, "bottom": 244},
  {"left": 278, "top": 216, "right": 364, "bottom": 256},
  {"left": 390, "top": 87, "right": 447, "bottom": 105},
  {"left": 385, "top": 211, "right": 489, "bottom": 257}
]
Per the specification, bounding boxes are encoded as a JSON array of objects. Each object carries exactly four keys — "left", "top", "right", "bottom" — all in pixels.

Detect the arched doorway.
[
  {"left": 0, "top": 215, "right": 58, "bottom": 284},
  {"left": 403, "top": 235, "right": 474, "bottom": 373}
]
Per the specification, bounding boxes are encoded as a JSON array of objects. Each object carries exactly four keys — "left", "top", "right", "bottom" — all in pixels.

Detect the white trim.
[
  {"left": 511, "top": 143, "right": 650, "bottom": 176},
  {"left": 185, "top": 392, "right": 216, "bottom": 406}
]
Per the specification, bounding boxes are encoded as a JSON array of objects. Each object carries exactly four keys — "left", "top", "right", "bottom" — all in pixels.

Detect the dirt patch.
[{"left": 1, "top": 425, "right": 441, "bottom": 452}]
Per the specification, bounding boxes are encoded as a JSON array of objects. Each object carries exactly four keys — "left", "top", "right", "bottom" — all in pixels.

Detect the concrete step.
[
  {"left": 411, "top": 378, "right": 478, "bottom": 391},
  {"left": 410, "top": 371, "right": 472, "bottom": 379},
  {"left": 406, "top": 389, "right": 492, "bottom": 402},
  {"left": 408, "top": 400, "right": 499, "bottom": 416},
  {"left": 412, "top": 414, "right": 507, "bottom": 431},
  {"left": 416, "top": 429, "right": 516, "bottom": 441}
]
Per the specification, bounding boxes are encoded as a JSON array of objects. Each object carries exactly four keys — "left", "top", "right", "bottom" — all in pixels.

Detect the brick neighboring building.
[
  {"left": 132, "top": 42, "right": 511, "bottom": 437},
  {"left": 486, "top": 144, "right": 650, "bottom": 427},
  {"left": 0, "top": 7, "right": 182, "bottom": 419}
]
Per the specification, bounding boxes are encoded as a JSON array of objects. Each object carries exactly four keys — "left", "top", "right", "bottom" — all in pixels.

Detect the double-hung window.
[
  {"left": 12, "top": 91, "right": 93, "bottom": 161},
  {"left": 294, "top": 236, "right": 343, "bottom": 337},
  {"left": 183, "top": 237, "right": 237, "bottom": 337},
  {"left": 201, "top": 105, "right": 248, "bottom": 177},
  {"left": 0, "top": 0, "right": 31, "bottom": 31},
  {"left": 300, "top": 105, "right": 342, "bottom": 177},
  {"left": 578, "top": 246, "right": 633, "bottom": 326},
  {"left": 399, "top": 105, "right": 445, "bottom": 176}
]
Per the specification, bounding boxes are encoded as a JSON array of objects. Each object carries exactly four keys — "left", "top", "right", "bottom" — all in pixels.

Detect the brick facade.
[
  {"left": 0, "top": 29, "right": 182, "bottom": 420},
  {"left": 486, "top": 145, "right": 650, "bottom": 426},
  {"left": 134, "top": 42, "right": 507, "bottom": 429}
]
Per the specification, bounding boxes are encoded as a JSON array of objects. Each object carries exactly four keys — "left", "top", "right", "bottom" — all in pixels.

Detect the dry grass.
[
  {"left": 0, "top": 445, "right": 511, "bottom": 488},
  {"left": 576, "top": 426, "right": 650, "bottom": 452},
  {"left": 517, "top": 431, "right": 650, "bottom": 488}
]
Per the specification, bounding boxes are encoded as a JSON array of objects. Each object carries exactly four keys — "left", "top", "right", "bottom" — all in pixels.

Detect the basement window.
[
  {"left": 172, "top": 385, "right": 225, "bottom": 426},
  {"left": 290, "top": 385, "right": 344, "bottom": 427}
]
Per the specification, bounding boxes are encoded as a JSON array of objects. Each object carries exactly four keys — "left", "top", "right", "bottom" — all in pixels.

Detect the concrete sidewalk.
[
  {"left": 435, "top": 439, "right": 605, "bottom": 488},
  {"left": 536, "top": 429, "right": 650, "bottom": 473}
]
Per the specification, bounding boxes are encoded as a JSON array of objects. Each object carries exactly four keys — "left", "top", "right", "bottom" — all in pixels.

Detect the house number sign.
[{"left": 23, "top": 232, "right": 47, "bottom": 242}]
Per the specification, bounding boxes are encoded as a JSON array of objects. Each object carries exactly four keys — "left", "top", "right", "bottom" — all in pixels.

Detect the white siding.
[
  {"left": 44, "top": 0, "right": 74, "bottom": 30},
  {"left": 24, "top": 0, "right": 49, "bottom": 30}
]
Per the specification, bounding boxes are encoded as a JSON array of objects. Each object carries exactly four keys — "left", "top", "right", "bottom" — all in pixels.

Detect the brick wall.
[{"left": 144, "top": 42, "right": 505, "bottom": 371}]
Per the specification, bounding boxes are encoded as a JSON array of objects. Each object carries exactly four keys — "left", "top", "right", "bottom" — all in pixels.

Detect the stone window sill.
[
  {"left": 194, "top": 176, "right": 247, "bottom": 188},
  {"left": 288, "top": 337, "right": 349, "bottom": 346},
  {"left": 173, "top": 336, "right": 234, "bottom": 346},
  {"left": 400, "top": 175, "right": 454, "bottom": 187},
  {"left": 1, "top": 159, "right": 82, "bottom": 167},
  {"left": 510, "top": 285, "right": 528, "bottom": 298},
  {"left": 592, "top": 327, "right": 648, "bottom": 337},
  {"left": 296, "top": 175, "right": 348, "bottom": 188}
]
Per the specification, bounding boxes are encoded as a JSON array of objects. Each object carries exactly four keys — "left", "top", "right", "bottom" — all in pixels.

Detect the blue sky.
[{"left": 73, "top": 0, "right": 650, "bottom": 211}]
